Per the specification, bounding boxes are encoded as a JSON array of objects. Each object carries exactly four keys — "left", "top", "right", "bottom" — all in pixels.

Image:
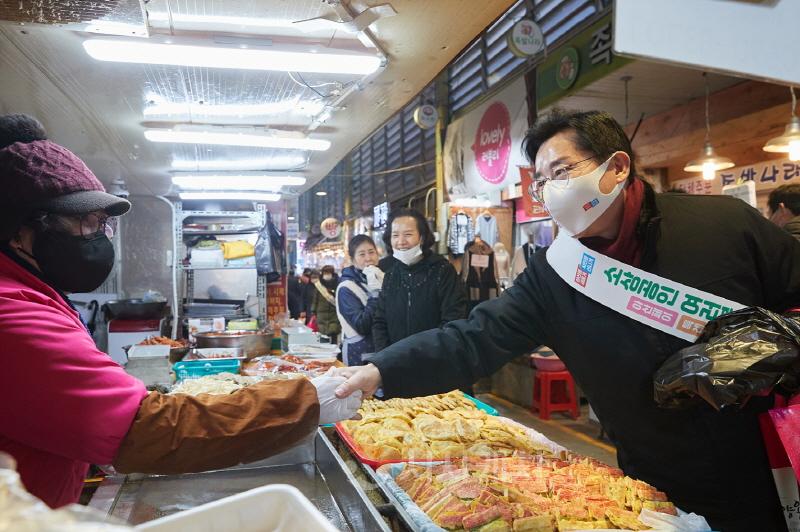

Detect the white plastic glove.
[
  {"left": 311, "top": 374, "right": 363, "bottom": 425},
  {"left": 364, "top": 265, "right": 384, "bottom": 293}
]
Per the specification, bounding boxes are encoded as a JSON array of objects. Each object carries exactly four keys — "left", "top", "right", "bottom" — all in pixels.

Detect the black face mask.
[{"left": 28, "top": 229, "right": 115, "bottom": 293}]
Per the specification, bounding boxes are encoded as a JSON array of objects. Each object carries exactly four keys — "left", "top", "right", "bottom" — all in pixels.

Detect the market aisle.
[{"left": 476, "top": 393, "right": 618, "bottom": 467}]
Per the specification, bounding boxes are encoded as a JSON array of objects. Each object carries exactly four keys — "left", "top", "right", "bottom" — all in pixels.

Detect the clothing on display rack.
[
  {"left": 493, "top": 242, "right": 511, "bottom": 289},
  {"left": 511, "top": 241, "right": 538, "bottom": 278},
  {"left": 474, "top": 212, "right": 499, "bottom": 247},
  {"left": 447, "top": 211, "right": 474, "bottom": 256},
  {"left": 461, "top": 238, "right": 499, "bottom": 312}
]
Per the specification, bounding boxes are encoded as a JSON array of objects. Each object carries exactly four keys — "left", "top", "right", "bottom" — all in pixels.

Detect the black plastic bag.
[
  {"left": 255, "top": 212, "right": 286, "bottom": 282},
  {"left": 653, "top": 307, "right": 800, "bottom": 410}
]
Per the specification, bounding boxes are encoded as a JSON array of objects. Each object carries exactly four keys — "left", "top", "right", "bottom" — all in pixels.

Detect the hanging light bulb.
[
  {"left": 684, "top": 73, "right": 735, "bottom": 180},
  {"left": 790, "top": 139, "right": 800, "bottom": 161},
  {"left": 702, "top": 161, "right": 717, "bottom": 181},
  {"left": 763, "top": 87, "right": 800, "bottom": 162}
]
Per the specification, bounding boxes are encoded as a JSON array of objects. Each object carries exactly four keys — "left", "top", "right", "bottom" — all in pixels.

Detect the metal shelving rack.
[{"left": 174, "top": 201, "right": 268, "bottom": 326}]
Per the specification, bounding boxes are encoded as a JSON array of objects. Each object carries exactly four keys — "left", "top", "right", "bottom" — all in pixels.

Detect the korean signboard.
[
  {"left": 443, "top": 77, "right": 529, "bottom": 197},
  {"left": 536, "top": 13, "right": 631, "bottom": 109},
  {"left": 672, "top": 157, "right": 800, "bottom": 196},
  {"left": 373, "top": 202, "right": 389, "bottom": 228},
  {"left": 267, "top": 277, "right": 287, "bottom": 322},
  {"left": 320, "top": 217, "right": 342, "bottom": 239}
]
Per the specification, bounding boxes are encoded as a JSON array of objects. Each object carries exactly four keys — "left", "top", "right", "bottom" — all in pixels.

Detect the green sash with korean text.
[{"left": 546, "top": 235, "right": 745, "bottom": 342}]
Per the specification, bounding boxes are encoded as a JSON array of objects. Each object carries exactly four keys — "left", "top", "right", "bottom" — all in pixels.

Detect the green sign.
[
  {"left": 536, "top": 13, "right": 632, "bottom": 109},
  {"left": 555, "top": 47, "right": 580, "bottom": 89}
]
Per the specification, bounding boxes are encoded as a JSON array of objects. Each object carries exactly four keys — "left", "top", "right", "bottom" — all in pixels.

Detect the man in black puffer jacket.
[
  {"left": 372, "top": 208, "right": 466, "bottom": 351},
  {"left": 337, "top": 110, "right": 798, "bottom": 531}
]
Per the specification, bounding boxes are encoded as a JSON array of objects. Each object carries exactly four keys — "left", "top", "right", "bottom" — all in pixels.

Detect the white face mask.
[
  {"left": 542, "top": 154, "right": 624, "bottom": 236},
  {"left": 322, "top": 274, "right": 333, "bottom": 281},
  {"left": 393, "top": 244, "right": 423, "bottom": 266}
]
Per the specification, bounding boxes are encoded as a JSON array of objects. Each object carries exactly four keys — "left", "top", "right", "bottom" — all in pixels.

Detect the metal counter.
[{"left": 90, "top": 429, "right": 391, "bottom": 531}]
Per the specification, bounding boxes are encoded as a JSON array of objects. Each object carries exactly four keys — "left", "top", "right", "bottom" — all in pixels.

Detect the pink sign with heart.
[{"left": 471, "top": 101, "right": 512, "bottom": 185}]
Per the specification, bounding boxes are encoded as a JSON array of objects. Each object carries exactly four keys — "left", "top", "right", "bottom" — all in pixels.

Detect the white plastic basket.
[{"left": 134, "top": 484, "right": 337, "bottom": 532}]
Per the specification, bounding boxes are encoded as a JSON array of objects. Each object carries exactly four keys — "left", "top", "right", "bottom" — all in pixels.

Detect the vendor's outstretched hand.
[
  {"left": 332, "top": 363, "right": 382, "bottom": 399},
  {"left": 310, "top": 375, "right": 362, "bottom": 425}
]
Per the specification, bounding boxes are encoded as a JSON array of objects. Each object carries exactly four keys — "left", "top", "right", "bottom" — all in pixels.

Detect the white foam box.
[
  {"left": 190, "top": 248, "right": 224, "bottom": 268},
  {"left": 134, "top": 484, "right": 337, "bottom": 532}
]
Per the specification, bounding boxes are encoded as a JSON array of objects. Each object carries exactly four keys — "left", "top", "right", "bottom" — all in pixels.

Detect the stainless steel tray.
[{"left": 90, "top": 430, "right": 388, "bottom": 531}]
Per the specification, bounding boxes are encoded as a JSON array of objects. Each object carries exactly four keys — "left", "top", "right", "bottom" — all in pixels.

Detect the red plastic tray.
[{"left": 334, "top": 422, "right": 413, "bottom": 468}]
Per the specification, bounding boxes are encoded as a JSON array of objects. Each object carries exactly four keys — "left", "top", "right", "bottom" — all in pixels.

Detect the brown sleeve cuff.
[{"left": 113, "top": 378, "right": 320, "bottom": 475}]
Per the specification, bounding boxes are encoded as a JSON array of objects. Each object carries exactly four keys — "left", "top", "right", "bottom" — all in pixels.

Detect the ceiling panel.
[
  {"left": 543, "top": 61, "right": 745, "bottom": 128},
  {"left": 0, "top": 0, "right": 516, "bottom": 197}
]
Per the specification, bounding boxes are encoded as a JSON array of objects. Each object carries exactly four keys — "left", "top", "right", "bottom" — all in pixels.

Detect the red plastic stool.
[{"left": 531, "top": 370, "right": 579, "bottom": 420}]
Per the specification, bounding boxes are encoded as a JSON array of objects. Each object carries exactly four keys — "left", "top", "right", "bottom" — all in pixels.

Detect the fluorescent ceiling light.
[
  {"left": 147, "top": 12, "right": 297, "bottom": 30},
  {"left": 172, "top": 174, "right": 306, "bottom": 190},
  {"left": 145, "top": 129, "right": 330, "bottom": 151},
  {"left": 179, "top": 192, "right": 281, "bottom": 202},
  {"left": 171, "top": 155, "right": 307, "bottom": 171},
  {"left": 83, "top": 39, "right": 382, "bottom": 75},
  {"left": 144, "top": 99, "right": 325, "bottom": 118}
]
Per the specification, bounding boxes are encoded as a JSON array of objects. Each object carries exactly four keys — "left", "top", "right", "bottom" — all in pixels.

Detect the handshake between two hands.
[{"left": 309, "top": 364, "right": 383, "bottom": 425}]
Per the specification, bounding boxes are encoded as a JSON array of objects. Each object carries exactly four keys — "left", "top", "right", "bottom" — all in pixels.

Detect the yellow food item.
[
  {"left": 390, "top": 456, "right": 675, "bottom": 531},
  {"left": 341, "top": 391, "right": 552, "bottom": 461}
]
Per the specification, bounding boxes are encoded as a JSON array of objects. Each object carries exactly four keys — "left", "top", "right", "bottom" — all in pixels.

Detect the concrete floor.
[{"left": 476, "top": 393, "right": 618, "bottom": 467}]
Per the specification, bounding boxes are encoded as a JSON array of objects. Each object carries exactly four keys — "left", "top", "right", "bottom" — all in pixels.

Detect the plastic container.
[
  {"left": 135, "top": 484, "right": 337, "bottom": 532},
  {"left": 172, "top": 359, "right": 241, "bottom": 382},
  {"left": 189, "top": 348, "right": 244, "bottom": 359}
]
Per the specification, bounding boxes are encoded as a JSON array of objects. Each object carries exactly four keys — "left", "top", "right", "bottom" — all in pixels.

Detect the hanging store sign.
[
  {"left": 473, "top": 102, "right": 513, "bottom": 185},
  {"left": 444, "top": 77, "right": 529, "bottom": 198},
  {"left": 537, "top": 13, "right": 630, "bottom": 109},
  {"left": 507, "top": 19, "right": 545, "bottom": 58},
  {"left": 413, "top": 104, "right": 439, "bottom": 129},
  {"left": 373, "top": 201, "right": 389, "bottom": 228},
  {"left": 267, "top": 277, "right": 288, "bottom": 323},
  {"left": 672, "top": 157, "right": 800, "bottom": 195},
  {"left": 519, "top": 166, "right": 550, "bottom": 220},
  {"left": 320, "top": 217, "right": 342, "bottom": 239}
]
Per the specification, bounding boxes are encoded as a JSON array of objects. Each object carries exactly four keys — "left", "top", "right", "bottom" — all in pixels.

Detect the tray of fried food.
[
  {"left": 378, "top": 456, "right": 678, "bottom": 531},
  {"left": 337, "top": 392, "right": 552, "bottom": 467}
]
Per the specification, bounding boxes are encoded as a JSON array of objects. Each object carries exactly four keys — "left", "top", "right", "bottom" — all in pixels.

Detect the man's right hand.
[{"left": 333, "top": 363, "right": 382, "bottom": 399}]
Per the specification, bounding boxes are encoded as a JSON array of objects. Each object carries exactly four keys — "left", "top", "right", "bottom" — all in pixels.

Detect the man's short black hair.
[
  {"left": 0, "top": 113, "right": 47, "bottom": 149},
  {"left": 768, "top": 184, "right": 800, "bottom": 215},
  {"left": 522, "top": 108, "right": 637, "bottom": 182},
  {"left": 348, "top": 234, "right": 377, "bottom": 259},
  {"left": 382, "top": 208, "right": 435, "bottom": 254}
]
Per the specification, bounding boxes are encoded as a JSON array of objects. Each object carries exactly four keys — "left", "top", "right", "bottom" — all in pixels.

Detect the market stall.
[{"left": 86, "top": 391, "right": 707, "bottom": 532}]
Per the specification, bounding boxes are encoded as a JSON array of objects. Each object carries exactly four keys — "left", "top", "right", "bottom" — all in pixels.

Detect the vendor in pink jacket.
[{"left": 0, "top": 114, "right": 361, "bottom": 508}]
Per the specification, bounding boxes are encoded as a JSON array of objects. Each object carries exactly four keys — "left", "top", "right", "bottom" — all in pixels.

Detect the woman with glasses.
[{"left": 0, "top": 114, "right": 361, "bottom": 509}]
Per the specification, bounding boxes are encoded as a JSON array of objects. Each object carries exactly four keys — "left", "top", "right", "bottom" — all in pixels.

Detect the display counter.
[{"left": 89, "top": 429, "right": 397, "bottom": 531}]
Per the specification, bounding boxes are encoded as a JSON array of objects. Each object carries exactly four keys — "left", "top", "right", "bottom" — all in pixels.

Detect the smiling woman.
[{"left": 372, "top": 208, "right": 466, "bottom": 353}]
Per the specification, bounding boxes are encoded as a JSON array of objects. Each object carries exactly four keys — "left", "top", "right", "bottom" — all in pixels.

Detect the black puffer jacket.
[
  {"left": 370, "top": 185, "right": 800, "bottom": 532},
  {"left": 372, "top": 252, "right": 466, "bottom": 351}
]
